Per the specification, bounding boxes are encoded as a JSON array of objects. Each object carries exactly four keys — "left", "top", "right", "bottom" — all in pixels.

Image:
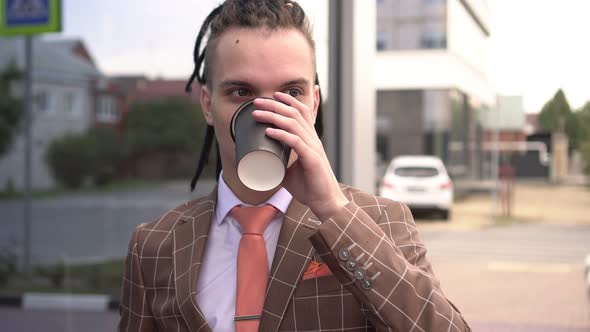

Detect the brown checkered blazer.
[{"left": 119, "top": 184, "right": 470, "bottom": 331}]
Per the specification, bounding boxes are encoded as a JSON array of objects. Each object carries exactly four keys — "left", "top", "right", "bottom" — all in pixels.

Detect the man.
[{"left": 119, "top": 1, "right": 470, "bottom": 331}]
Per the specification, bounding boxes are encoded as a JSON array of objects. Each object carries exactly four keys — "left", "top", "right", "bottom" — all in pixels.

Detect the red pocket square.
[{"left": 302, "top": 260, "right": 332, "bottom": 280}]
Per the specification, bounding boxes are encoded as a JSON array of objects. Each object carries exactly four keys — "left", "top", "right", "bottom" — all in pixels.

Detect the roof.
[
  {"left": 131, "top": 79, "right": 200, "bottom": 103},
  {"left": 49, "top": 39, "right": 96, "bottom": 65},
  {"left": 0, "top": 37, "right": 101, "bottom": 81}
]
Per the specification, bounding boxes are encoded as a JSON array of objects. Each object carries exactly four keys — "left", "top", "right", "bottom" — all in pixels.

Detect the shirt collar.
[{"left": 216, "top": 171, "right": 293, "bottom": 225}]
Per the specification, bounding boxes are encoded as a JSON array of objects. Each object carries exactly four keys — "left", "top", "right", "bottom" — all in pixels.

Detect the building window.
[
  {"left": 377, "top": 31, "right": 387, "bottom": 51},
  {"left": 34, "top": 91, "right": 50, "bottom": 114},
  {"left": 63, "top": 92, "right": 78, "bottom": 116},
  {"left": 376, "top": 0, "right": 447, "bottom": 51},
  {"left": 420, "top": 30, "right": 447, "bottom": 49},
  {"left": 96, "top": 95, "right": 118, "bottom": 123}
]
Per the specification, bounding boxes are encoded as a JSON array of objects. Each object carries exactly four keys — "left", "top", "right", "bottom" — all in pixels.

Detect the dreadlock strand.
[
  {"left": 186, "top": 4, "right": 224, "bottom": 93},
  {"left": 314, "top": 74, "right": 324, "bottom": 139},
  {"left": 190, "top": 125, "right": 216, "bottom": 191}
]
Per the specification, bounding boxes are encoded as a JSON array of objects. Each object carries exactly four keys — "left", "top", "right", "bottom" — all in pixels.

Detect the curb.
[{"left": 0, "top": 293, "right": 119, "bottom": 311}]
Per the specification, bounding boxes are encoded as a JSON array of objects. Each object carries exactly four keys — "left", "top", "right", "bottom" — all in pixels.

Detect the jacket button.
[
  {"left": 361, "top": 277, "right": 373, "bottom": 290},
  {"left": 354, "top": 268, "right": 366, "bottom": 280},
  {"left": 345, "top": 259, "right": 357, "bottom": 271},
  {"left": 338, "top": 248, "right": 351, "bottom": 261}
]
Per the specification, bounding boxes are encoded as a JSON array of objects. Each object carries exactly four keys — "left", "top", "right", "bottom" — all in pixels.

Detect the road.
[{"left": 0, "top": 180, "right": 216, "bottom": 264}]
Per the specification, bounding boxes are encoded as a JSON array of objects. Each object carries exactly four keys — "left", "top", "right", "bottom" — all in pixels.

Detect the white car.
[{"left": 379, "top": 155, "right": 453, "bottom": 220}]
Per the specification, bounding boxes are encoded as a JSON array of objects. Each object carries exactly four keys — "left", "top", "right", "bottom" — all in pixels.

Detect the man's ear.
[
  {"left": 312, "top": 84, "right": 320, "bottom": 124},
  {"left": 200, "top": 84, "right": 214, "bottom": 126}
]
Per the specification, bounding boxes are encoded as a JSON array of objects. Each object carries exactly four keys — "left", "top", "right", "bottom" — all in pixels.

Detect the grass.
[
  {"left": 0, "top": 178, "right": 169, "bottom": 200},
  {"left": 0, "top": 259, "right": 125, "bottom": 296}
]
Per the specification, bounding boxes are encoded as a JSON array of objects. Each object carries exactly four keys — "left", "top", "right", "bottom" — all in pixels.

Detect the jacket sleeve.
[
  {"left": 308, "top": 196, "right": 471, "bottom": 332},
  {"left": 118, "top": 223, "right": 158, "bottom": 332}
]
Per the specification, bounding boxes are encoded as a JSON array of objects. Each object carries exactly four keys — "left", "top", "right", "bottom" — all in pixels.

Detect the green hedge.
[{"left": 46, "top": 128, "right": 124, "bottom": 188}]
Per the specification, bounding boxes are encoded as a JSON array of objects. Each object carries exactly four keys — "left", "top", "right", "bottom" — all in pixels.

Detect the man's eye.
[
  {"left": 287, "top": 88, "right": 302, "bottom": 97},
  {"left": 232, "top": 88, "right": 250, "bottom": 97}
]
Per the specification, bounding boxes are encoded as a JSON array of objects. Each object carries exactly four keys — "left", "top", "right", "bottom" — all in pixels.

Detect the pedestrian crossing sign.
[{"left": 0, "top": 0, "right": 61, "bottom": 35}]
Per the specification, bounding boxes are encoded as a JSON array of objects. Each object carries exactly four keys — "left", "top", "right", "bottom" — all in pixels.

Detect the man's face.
[{"left": 200, "top": 27, "right": 319, "bottom": 174}]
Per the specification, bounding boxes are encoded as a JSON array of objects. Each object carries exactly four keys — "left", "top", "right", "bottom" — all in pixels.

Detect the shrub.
[
  {"left": 46, "top": 133, "right": 94, "bottom": 188},
  {"left": 580, "top": 140, "right": 590, "bottom": 176},
  {"left": 35, "top": 261, "right": 66, "bottom": 289},
  {"left": 46, "top": 128, "right": 125, "bottom": 188},
  {"left": 86, "top": 128, "right": 125, "bottom": 185},
  {"left": 0, "top": 247, "right": 17, "bottom": 287}
]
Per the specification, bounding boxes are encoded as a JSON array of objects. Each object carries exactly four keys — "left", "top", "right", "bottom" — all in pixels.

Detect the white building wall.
[
  {"left": 374, "top": 51, "right": 494, "bottom": 105},
  {"left": 447, "top": 0, "right": 489, "bottom": 81},
  {"left": 0, "top": 81, "right": 92, "bottom": 190}
]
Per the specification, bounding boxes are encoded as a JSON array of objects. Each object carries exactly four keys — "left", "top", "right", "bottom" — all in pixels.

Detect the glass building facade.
[
  {"left": 375, "top": 0, "right": 491, "bottom": 180},
  {"left": 376, "top": 0, "right": 447, "bottom": 51},
  {"left": 376, "top": 89, "right": 484, "bottom": 179}
]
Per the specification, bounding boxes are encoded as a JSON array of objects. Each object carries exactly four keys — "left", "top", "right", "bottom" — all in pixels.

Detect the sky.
[
  {"left": 487, "top": 0, "right": 590, "bottom": 112},
  {"left": 50, "top": 0, "right": 590, "bottom": 113}
]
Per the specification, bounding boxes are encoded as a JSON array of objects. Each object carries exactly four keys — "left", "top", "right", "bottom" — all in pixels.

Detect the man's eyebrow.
[
  {"left": 219, "top": 80, "right": 252, "bottom": 89},
  {"left": 218, "top": 78, "right": 311, "bottom": 89},
  {"left": 280, "top": 78, "right": 310, "bottom": 87}
]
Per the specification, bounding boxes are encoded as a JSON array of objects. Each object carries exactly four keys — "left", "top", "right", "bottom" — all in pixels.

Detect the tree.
[
  {"left": 0, "top": 61, "right": 23, "bottom": 156},
  {"left": 580, "top": 141, "right": 590, "bottom": 176},
  {"left": 576, "top": 101, "right": 590, "bottom": 143},
  {"left": 576, "top": 102, "right": 590, "bottom": 175},
  {"left": 539, "top": 89, "right": 571, "bottom": 132},
  {"left": 538, "top": 89, "right": 580, "bottom": 149},
  {"left": 125, "top": 97, "right": 206, "bottom": 157}
]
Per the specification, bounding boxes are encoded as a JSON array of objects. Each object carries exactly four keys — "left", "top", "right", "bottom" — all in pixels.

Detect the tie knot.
[{"left": 231, "top": 204, "right": 277, "bottom": 235}]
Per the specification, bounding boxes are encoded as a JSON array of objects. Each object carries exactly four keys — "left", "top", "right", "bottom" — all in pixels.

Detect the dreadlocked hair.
[{"left": 186, "top": 0, "right": 324, "bottom": 191}]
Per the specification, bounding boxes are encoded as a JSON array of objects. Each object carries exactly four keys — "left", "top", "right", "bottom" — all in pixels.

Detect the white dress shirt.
[{"left": 195, "top": 173, "right": 293, "bottom": 331}]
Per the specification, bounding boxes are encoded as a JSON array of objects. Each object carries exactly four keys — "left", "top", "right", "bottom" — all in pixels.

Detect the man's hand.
[{"left": 252, "top": 92, "right": 348, "bottom": 221}]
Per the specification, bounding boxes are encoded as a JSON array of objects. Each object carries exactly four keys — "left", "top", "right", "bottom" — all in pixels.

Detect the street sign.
[{"left": 0, "top": 0, "right": 61, "bottom": 35}]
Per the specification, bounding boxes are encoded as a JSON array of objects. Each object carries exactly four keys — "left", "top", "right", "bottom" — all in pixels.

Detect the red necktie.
[{"left": 230, "top": 205, "right": 278, "bottom": 332}]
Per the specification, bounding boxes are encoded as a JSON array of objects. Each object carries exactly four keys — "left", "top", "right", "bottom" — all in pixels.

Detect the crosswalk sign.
[{"left": 0, "top": 0, "right": 61, "bottom": 35}]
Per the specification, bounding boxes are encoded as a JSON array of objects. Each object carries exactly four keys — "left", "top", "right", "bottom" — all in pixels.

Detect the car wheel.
[{"left": 441, "top": 209, "right": 450, "bottom": 221}]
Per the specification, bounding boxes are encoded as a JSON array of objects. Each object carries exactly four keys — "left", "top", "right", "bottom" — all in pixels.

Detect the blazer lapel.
[
  {"left": 173, "top": 188, "right": 217, "bottom": 332},
  {"left": 259, "top": 198, "right": 321, "bottom": 332}
]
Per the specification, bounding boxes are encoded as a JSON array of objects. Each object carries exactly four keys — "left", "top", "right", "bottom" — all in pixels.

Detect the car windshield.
[{"left": 394, "top": 166, "right": 439, "bottom": 178}]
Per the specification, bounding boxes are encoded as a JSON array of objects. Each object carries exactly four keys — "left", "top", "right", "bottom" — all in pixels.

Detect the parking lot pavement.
[
  {"left": 432, "top": 260, "right": 590, "bottom": 331},
  {"left": 411, "top": 181, "right": 590, "bottom": 331},
  {"left": 415, "top": 181, "right": 590, "bottom": 231}
]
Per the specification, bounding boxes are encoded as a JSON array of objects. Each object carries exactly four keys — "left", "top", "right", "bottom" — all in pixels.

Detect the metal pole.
[
  {"left": 23, "top": 35, "right": 33, "bottom": 276},
  {"left": 327, "top": 0, "right": 341, "bottom": 180},
  {"left": 491, "top": 97, "right": 500, "bottom": 221}
]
